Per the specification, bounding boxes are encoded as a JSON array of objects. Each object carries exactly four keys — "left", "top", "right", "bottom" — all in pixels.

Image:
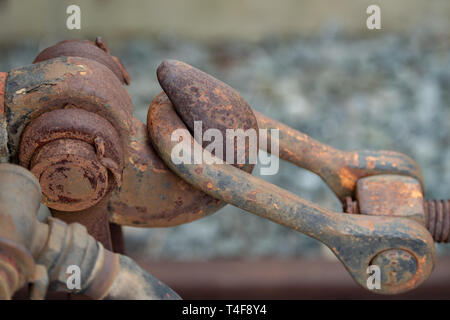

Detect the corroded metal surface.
[
  {"left": 147, "top": 93, "right": 436, "bottom": 294},
  {"left": 5, "top": 55, "right": 226, "bottom": 228},
  {"left": 254, "top": 110, "right": 424, "bottom": 202},
  {"left": 51, "top": 196, "right": 113, "bottom": 250},
  {"left": 29, "top": 139, "right": 110, "bottom": 211},
  {"left": 157, "top": 59, "right": 258, "bottom": 172},
  {"left": 19, "top": 108, "right": 123, "bottom": 173},
  {"left": 19, "top": 109, "right": 123, "bottom": 211},
  {"left": 356, "top": 175, "right": 425, "bottom": 224},
  {"left": 5, "top": 56, "right": 133, "bottom": 161},
  {"left": 33, "top": 38, "right": 130, "bottom": 85},
  {"left": 371, "top": 249, "right": 418, "bottom": 290},
  {"left": 108, "top": 117, "right": 225, "bottom": 227}
]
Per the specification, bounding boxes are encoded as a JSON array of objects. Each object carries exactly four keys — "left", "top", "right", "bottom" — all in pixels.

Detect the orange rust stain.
[
  {"left": 246, "top": 191, "right": 257, "bottom": 201},
  {"left": 128, "top": 157, "right": 147, "bottom": 171},
  {"left": 337, "top": 167, "right": 358, "bottom": 190},
  {"left": 410, "top": 190, "right": 423, "bottom": 199},
  {"left": 365, "top": 156, "right": 377, "bottom": 170},
  {"left": 295, "top": 134, "right": 308, "bottom": 142}
]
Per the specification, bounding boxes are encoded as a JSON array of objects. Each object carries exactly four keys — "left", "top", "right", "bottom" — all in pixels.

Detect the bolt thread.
[
  {"left": 424, "top": 200, "right": 450, "bottom": 243},
  {"left": 343, "top": 196, "right": 359, "bottom": 214}
]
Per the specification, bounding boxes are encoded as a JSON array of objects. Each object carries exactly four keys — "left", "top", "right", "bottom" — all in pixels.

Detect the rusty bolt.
[
  {"left": 370, "top": 249, "right": 418, "bottom": 289},
  {"left": 19, "top": 109, "right": 123, "bottom": 212},
  {"left": 29, "top": 139, "right": 109, "bottom": 211}
]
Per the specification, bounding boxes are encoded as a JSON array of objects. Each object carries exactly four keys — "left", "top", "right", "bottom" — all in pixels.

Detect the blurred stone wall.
[{"left": 0, "top": 1, "right": 449, "bottom": 260}]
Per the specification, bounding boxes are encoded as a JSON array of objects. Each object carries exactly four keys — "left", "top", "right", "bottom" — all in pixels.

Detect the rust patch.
[{"left": 157, "top": 60, "right": 258, "bottom": 173}]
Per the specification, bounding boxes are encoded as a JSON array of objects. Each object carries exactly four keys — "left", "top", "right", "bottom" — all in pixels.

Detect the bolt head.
[{"left": 30, "top": 139, "right": 109, "bottom": 211}]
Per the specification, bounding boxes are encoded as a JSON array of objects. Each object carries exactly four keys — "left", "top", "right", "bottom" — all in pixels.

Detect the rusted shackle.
[{"left": 148, "top": 60, "right": 435, "bottom": 294}]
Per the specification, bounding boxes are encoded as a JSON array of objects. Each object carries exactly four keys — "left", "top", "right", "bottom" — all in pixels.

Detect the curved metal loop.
[{"left": 147, "top": 92, "right": 435, "bottom": 294}]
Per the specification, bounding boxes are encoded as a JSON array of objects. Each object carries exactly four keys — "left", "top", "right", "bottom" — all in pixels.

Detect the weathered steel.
[
  {"left": 356, "top": 175, "right": 425, "bottom": 224},
  {"left": 29, "top": 139, "right": 110, "bottom": 211},
  {"left": 18, "top": 109, "right": 123, "bottom": 211},
  {"left": 5, "top": 56, "right": 133, "bottom": 162},
  {"left": 346, "top": 176, "right": 450, "bottom": 243},
  {"left": 157, "top": 59, "right": 258, "bottom": 172},
  {"left": 107, "top": 117, "right": 225, "bottom": 227},
  {"left": 147, "top": 93, "right": 436, "bottom": 294},
  {"left": 19, "top": 108, "right": 123, "bottom": 175},
  {"left": 33, "top": 38, "right": 130, "bottom": 85},
  {"left": 254, "top": 111, "right": 424, "bottom": 202},
  {"left": 51, "top": 197, "right": 114, "bottom": 250}
]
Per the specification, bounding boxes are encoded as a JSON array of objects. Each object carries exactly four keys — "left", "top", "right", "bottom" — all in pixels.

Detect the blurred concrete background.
[{"left": 1, "top": 0, "right": 449, "bottom": 265}]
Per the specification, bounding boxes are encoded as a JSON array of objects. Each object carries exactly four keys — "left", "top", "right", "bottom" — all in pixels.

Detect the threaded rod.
[{"left": 424, "top": 200, "right": 450, "bottom": 243}]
